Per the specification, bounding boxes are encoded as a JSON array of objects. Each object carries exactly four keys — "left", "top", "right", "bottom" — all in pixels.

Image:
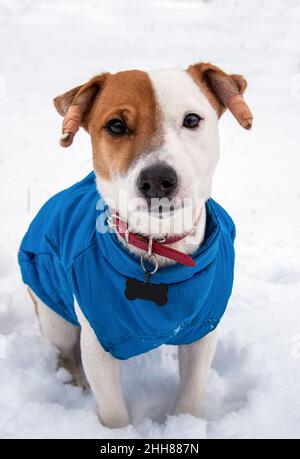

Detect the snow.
[{"left": 0, "top": 0, "right": 300, "bottom": 439}]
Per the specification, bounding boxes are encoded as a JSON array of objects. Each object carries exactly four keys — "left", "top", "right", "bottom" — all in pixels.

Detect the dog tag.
[{"left": 125, "top": 276, "right": 168, "bottom": 306}]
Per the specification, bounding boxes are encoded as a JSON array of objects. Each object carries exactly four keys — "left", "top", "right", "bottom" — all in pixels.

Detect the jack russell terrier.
[{"left": 19, "top": 62, "right": 253, "bottom": 429}]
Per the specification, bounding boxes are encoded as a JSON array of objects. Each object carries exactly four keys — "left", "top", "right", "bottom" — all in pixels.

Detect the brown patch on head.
[
  {"left": 90, "top": 70, "right": 160, "bottom": 179},
  {"left": 54, "top": 74, "right": 109, "bottom": 147},
  {"left": 187, "top": 63, "right": 225, "bottom": 116},
  {"left": 187, "top": 62, "right": 253, "bottom": 129},
  {"left": 54, "top": 70, "right": 161, "bottom": 179}
]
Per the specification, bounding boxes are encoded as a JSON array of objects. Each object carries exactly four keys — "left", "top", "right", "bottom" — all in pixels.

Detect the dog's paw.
[
  {"left": 58, "top": 357, "right": 89, "bottom": 391},
  {"left": 174, "top": 400, "right": 203, "bottom": 418},
  {"left": 99, "top": 413, "right": 130, "bottom": 429}
]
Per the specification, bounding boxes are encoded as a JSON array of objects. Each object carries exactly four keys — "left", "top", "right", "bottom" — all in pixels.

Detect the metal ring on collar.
[
  {"left": 148, "top": 236, "right": 153, "bottom": 256},
  {"left": 125, "top": 228, "right": 130, "bottom": 243},
  {"left": 140, "top": 253, "right": 158, "bottom": 275},
  {"left": 156, "top": 236, "right": 166, "bottom": 243},
  {"left": 107, "top": 215, "right": 117, "bottom": 229},
  {"left": 107, "top": 213, "right": 128, "bottom": 230}
]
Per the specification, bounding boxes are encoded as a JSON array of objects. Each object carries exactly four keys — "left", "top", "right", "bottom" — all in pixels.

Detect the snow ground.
[{"left": 0, "top": 0, "right": 300, "bottom": 439}]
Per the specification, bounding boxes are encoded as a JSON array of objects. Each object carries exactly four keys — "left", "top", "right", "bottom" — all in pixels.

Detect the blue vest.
[{"left": 18, "top": 172, "right": 236, "bottom": 360}]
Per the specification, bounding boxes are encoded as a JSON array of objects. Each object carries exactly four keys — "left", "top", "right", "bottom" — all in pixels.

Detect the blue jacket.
[{"left": 18, "top": 172, "right": 236, "bottom": 360}]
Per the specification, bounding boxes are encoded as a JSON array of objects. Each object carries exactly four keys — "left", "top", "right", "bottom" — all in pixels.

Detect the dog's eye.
[
  {"left": 105, "top": 118, "right": 128, "bottom": 137},
  {"left": 183, "top": 113, "right": 201, "bottom": 129}
]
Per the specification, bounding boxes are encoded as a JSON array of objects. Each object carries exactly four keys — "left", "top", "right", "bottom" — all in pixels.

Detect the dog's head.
[{"left": 54, "top": 63, "right": 252, "bottom": 237}]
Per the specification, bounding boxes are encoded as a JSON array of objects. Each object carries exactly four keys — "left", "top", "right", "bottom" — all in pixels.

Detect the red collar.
[{"left": 108, "top": 214, "right": 196, "bottom": 267}]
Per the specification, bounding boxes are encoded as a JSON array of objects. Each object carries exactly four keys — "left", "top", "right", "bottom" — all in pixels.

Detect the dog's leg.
[
  {"left": 75, "top": 303, "right": 130, "bottom": 429},
  {"left": 28, "top": 287, "right": 85, "bottom": 387},
  {"left": 175, "top": 328, "right": 218, "bottom": 417}
]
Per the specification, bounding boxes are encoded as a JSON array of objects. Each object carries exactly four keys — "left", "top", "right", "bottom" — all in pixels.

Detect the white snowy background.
[{"left": 0, "top": 0, "right": 300, "bottom": 439}]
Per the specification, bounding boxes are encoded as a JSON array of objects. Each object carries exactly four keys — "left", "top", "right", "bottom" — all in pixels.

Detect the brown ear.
[
  {"left": 187, "top": 63, "right": 253, "bottom": 130},
  {"left": 53, "top": 73, "right": 109, "bottom": 147}
]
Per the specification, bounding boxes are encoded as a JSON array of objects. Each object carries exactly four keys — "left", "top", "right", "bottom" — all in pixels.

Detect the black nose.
[{"left": 137, "top": 163, "right": 178, "bottom": 200}]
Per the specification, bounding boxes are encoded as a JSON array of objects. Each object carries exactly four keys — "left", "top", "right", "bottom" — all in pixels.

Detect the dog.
[{"left": 19, "top": 62, "right": 252, "bottom": 429}]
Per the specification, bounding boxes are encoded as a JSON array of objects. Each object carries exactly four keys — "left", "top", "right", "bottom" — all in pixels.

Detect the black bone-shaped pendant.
[{"left": 125, "top": 275, "right": 168, "bottom": 306}]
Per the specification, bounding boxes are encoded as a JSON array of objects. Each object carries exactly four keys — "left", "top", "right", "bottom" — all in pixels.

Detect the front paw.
[
  {"left": 99, "top": 412, "right": 130, "bottom": 429},
  {"left": 174, "top": 399, "right": 203, "bottom": 418}
]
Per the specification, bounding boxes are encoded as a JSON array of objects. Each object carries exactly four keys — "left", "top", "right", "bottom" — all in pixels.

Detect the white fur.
[
  {"left": 28, "top": 67, "right": 222, "bottom": 428},
  {"left": 75, "top": 299, "right": 218, "bottom": 425},
  {"left": 96, "top": 68, "right": 220, "bottom": 259},
  {"left": 175, "top": 328, "right": 218, "bottom": 416},
  {"left": 28, "top": 288, "right": 86, "bottom": 387},
  {"left": 30, "top": 290, "right": 218, "bottom": 427},
  {"left": 75, "top": 303, "right": 130, "bottom": 428}
]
